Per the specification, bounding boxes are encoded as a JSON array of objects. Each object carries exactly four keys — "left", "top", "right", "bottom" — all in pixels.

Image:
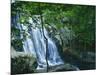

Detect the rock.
[
  {"left": 11, "top": 46, "right": 35, "bottom": 58},
  {"left": 59, "top": 49, "right": 96, "bottom": 70},
  {"left": 35, "top": 63, "right": 79, "bottom": 73},
  {"left": 11, "top": 55, "right": 37, "bottom": 74},
  {"left": 49, "top": 64, "right": 79, "bottom": 72},
  {"left": 11, "top": 47, "right": 37, "bottom": 74},
  {"left": 80, "top": 51, "right": 95, "bottom": 63}
]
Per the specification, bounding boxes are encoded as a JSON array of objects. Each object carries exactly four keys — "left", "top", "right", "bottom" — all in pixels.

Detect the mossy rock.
[{"left": 11, "top": 55, "right": 37, "bottom": 74}]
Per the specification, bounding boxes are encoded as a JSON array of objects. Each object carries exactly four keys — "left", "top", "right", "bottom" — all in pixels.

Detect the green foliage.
[
  {"left": 11, "top": 27, "right": 20, "bottom": 38},
  {"left": 11, "top": 55, "right": 37, "bottom": 74},
  {"left": 11, "top": 27, "right": 23, "bottom": 51},
  {"left": 11, "top": 39, "right": 23, "bottom": 51},
  {"left": 11, "top": 1, "right": 95, "bottom": 51}
]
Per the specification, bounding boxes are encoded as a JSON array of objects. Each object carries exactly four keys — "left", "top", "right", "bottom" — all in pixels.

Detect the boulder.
[
  {"left": 35, "top": 63, "right": 79, "bottom": 73},
  {"left": 11, "top": 47, "right": 37, "bottom": 74}
]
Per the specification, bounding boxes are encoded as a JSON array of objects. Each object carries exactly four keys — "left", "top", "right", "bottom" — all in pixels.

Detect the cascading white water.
[{"left": 12, "top": 14, "right": 64, "bottom": 70}]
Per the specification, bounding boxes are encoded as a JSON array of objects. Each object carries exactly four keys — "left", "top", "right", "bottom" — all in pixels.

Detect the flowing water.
[{"left": 12, "top": 14, "right": 64, "bottom": 70}]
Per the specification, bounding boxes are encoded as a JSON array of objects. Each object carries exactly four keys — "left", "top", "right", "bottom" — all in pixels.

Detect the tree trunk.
[{"left": 38, "top": 4, "right": 49, "bottom": 72}]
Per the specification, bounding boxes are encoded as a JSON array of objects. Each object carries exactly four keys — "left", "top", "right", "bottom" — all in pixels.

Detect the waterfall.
[{"left": 12, "top": 14, "right": 64, "bottom": 70}]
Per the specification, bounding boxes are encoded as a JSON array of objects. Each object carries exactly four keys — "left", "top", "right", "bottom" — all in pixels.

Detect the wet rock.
[
  {"left": 11, "top": 46, "right": 35, "bottom": 58},
  {"left": 35, "top": 63, "right": 79, "bottom": 73},
  {"left": 49, "top": 63, "right": 79, "bottom": 72}
]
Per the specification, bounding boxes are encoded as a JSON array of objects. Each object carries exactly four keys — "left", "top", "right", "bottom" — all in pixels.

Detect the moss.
[{"left": 11, "top": 55, "right": 37, "bottom": 74}]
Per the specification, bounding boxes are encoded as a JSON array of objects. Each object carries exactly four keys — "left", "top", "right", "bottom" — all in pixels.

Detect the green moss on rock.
[{"left": 11, "top": 55, "right": 37, "bottom": 74}]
